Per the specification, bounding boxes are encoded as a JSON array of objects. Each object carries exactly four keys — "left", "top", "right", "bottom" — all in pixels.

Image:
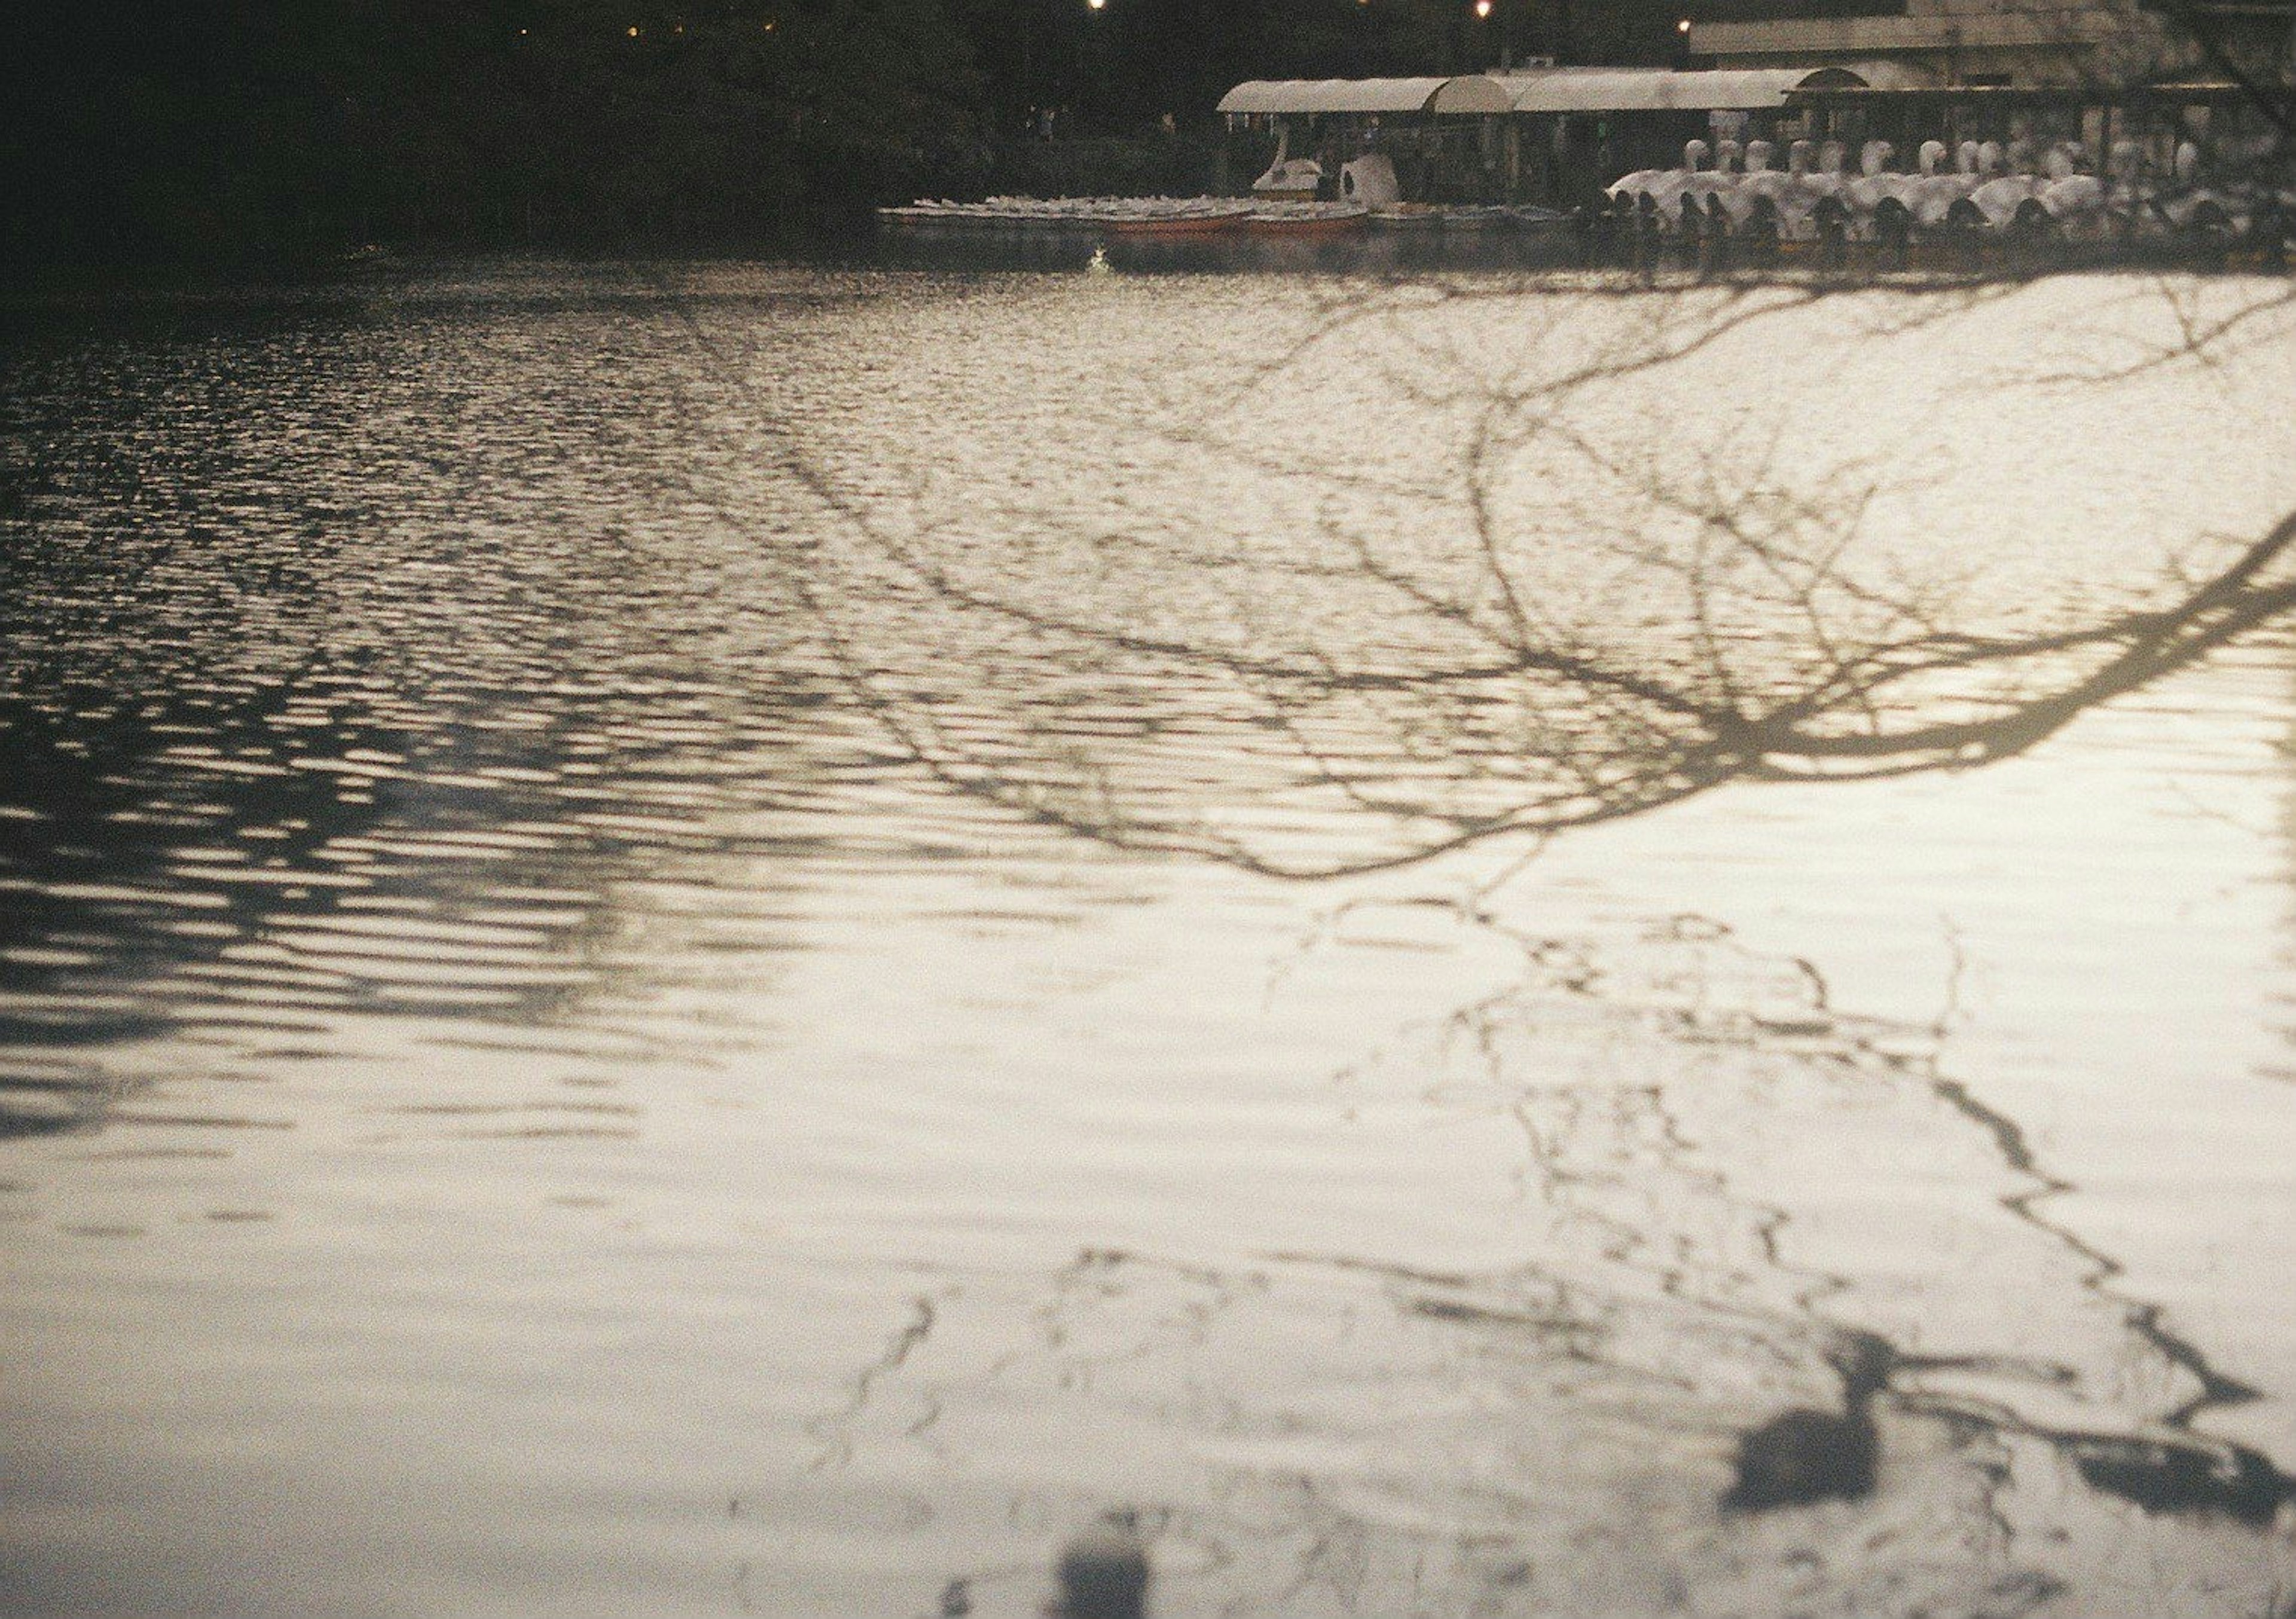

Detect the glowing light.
[
  {"left": 1677, "top": 16, "right": 1691, "bottom": 31},
  {"left": 1474, "top": 0, "right": 1491, "bottom": 16},
  {"left": 627, "top": 24, "right": 640, "bottom": 36},
  {"left": 1087, "top": 0, "right": 1106, "bottom": 10}
]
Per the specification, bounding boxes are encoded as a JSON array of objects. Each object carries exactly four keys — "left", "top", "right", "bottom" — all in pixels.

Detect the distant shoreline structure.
[{"left": 874, "top": 190, "right": 2286, "bottom": 275}]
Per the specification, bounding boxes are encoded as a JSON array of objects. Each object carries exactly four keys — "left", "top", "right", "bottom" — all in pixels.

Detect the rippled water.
[{"left": 5, "top": 261, "right": 2296, "bottom": 1616}]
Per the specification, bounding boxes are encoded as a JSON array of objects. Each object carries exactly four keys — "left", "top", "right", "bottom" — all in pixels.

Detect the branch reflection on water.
[
  {"left": 798, "top": 912, "right": 2292, "bottom": 1615},
  {"left": 691, "top": 270, "right": 2296, "bottom": 1612},
  {"left": 12, "top": 263, "right": 2296, "bottom": 1615}
]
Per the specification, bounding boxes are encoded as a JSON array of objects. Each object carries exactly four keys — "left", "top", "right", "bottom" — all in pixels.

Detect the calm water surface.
[{"left": 4, "top": 261, "right": 2296, "bottom": 1615}]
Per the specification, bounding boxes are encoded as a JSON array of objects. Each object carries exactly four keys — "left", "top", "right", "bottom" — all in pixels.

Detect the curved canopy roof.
[
  {"left": 1222, "top": 66, "right": 1896, "bottom": 118},
  {"left": 1217, "top": 78, "right": 1457, "bottom": 115},
  {"left": 1419, "top": 75, "right": 1518, "bottom": 115},
  {"left": 1458, "top": 66, "right": 1850, "bottom": 114}
]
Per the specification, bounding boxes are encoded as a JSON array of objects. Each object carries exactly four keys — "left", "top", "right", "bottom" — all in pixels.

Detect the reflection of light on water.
[{"left": 3, "top": 263, "right": 2295, "bottom": 1617}]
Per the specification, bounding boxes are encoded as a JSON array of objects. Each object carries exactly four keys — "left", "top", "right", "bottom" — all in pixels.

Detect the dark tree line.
[
  {"left": 4, "top": 0, "right": 1687, "bottom": 269},
  {"left": 971, "top": 0, "right": 1687, "bottom": 138},
  {"left": 8, "top": 0, "right": 976, "bottom": 265}
]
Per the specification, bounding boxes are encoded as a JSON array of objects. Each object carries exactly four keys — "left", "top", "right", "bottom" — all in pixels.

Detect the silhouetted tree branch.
[{"left": 705, "top": 266, "right": 2296, "bottom": 879}]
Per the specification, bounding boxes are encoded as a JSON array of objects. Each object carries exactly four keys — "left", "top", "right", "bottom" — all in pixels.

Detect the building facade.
[{"left": 1686, "top": 0, "right": 2295, "bottom": 90}]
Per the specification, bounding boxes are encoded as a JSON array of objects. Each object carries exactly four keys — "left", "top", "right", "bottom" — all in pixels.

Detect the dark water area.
[{"left": 4, "top": 259, "right": 2295, "bottom": 1615}]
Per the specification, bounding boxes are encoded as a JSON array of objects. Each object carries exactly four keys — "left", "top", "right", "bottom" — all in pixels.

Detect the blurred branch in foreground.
[{"left": 724, "top": 273, "right": 2296, "bottom": 878}]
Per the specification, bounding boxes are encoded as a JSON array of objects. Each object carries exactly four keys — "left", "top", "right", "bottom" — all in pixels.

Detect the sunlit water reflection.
[{"left": 4, "top": 261, "right": 2295, "bottom": 1616}]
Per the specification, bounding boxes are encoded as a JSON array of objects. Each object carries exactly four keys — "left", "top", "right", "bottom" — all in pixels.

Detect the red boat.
[
  {"left": 1101, "top": 210, "right": 1247, "bottom": 239},
  {"left": 1241, "top": 206, "right": 1369, "bottom": 237}
]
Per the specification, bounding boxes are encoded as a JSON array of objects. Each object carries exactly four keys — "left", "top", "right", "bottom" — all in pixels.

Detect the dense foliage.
[{"left": 5, "top": 0, "right": 1686, "bottom": 267}]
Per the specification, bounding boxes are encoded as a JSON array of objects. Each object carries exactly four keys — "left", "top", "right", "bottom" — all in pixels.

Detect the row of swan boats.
[
  {"left": 878, "top": 138, "right": 2289, "bottom": 257},
  {"left": 1607, "top": 136, "right": 2292, "bottom": 242},
  {"left": 877, "top": 195, "right": 1566, "bottom": 239}
]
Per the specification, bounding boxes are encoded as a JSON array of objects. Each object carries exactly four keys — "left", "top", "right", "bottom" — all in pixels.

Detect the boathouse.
[
  {"left": 1224, "top": 50, "right": 2286, "bottom": 210},
  {"left": 1218, "top": 66, "right": 1907, "bottom": 206},
  {"left": 1684, "top": 0, "right": 2295, "bottom": 92},
  {"left": 1677, "top": 0, "right": 2295, "bottom": 185}
]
